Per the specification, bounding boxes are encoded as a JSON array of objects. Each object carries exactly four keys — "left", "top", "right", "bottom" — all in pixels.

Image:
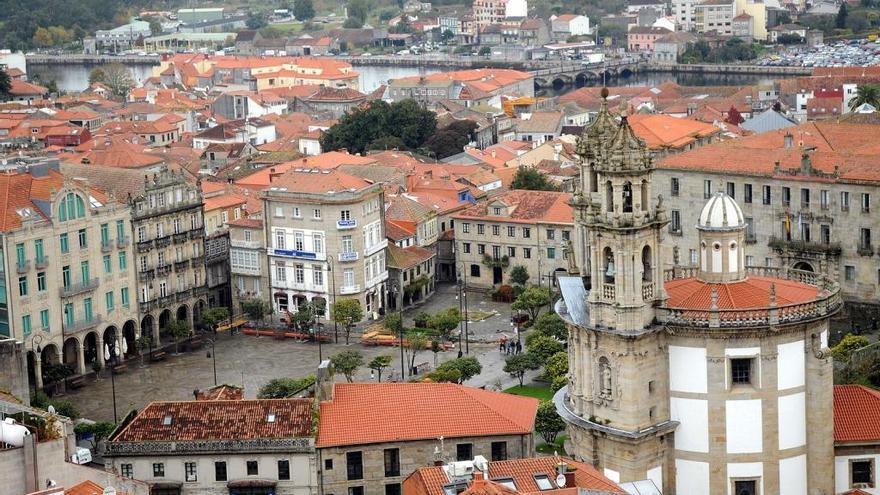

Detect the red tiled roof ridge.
[
  {"left": 834, "top": 384, "right": 880, "bottom": 443},
  {"left": 664, "top": 275, "right": 819, "bottom": 310}
]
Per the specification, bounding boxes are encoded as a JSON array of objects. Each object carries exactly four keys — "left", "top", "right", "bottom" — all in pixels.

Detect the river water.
[{"left": 27, "top": 61, "right": 780, "bottom": 95}]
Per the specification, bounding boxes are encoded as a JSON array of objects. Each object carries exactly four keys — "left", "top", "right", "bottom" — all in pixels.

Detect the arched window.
[
  {"left": 605, "top": 181, "right": 614, "bottom": 212},
  {"left": 642, "top": 245, "right": 652, "bottom": 282},
  {"left": 58, "top": 192, "right": 86, "bottom": 222},
  {"left": 622, "top": 182, "right": 633, "bottom": 213},
  {"left": 603, "top": 247, "right": 615, "bottom": 283},
  {"left": 641, "top": 180, "right": 649, "bottom": 212},
  {"left": 589, "top": 167, "right": 598, "bottom": 193}
]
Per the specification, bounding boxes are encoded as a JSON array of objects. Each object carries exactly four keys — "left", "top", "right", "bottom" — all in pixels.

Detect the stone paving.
[{"left": 61, "top": 283, "right": 542, "bottom": 422}]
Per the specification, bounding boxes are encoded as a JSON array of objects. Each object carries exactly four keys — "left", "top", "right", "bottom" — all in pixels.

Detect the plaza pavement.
[{"left": 62, "top": 283, "right": 544, "bottom": 422}]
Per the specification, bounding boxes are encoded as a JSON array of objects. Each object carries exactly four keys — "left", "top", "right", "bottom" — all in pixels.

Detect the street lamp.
[
  {"left": 455, "top": 262, "right": 470, "bottom": 356},
  {"left": 326, "top": 255, "right": 339, "bottom": 344},
  {"left": 30, "top": 335, "right": 43, "bottom": 390},
  {"left": 106, "top": 336, "right": 120, "bottom": 423},
  {"left": 389, "top": 282, "right": 405, "bottom": 381},
  {"left": 205, "top": 338, "right": 217, "bottom": 386}
]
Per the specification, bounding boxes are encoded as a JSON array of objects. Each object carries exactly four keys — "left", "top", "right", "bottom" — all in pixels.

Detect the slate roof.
[
  {"left": 316, "top": 383, "right": 537, "bottom": 447},
  {"left": 111, "top": 399, "right": 313, "bottom": 442},
  {"left": 834, "top": 384, "right": 880, "bottom": 443}
]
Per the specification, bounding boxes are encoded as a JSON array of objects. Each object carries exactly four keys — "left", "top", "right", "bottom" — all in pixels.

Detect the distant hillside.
[{"left": 0, "top": 0, "right": 152, "bottom": 50}]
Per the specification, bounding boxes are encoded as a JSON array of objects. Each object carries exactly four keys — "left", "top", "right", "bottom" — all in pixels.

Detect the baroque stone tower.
[
  {"left": 563, "top": 93, "right": 676, "bottom": 487},
  {"left": 558, "top": 93, "right": 837, "bottom": 494}
]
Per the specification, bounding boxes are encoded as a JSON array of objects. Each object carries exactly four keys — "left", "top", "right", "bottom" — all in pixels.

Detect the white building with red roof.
[{"left": 834, "top": 384, "right": 880, "bottom": 494}]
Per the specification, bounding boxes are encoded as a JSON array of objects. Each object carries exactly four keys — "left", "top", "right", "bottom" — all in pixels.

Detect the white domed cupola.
[{"left": 697, "top": 192, "right": 747, "bottom": 283}]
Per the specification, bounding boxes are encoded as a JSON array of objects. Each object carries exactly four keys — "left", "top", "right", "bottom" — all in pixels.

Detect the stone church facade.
[{"left": 555, "top": 95, "right": 839, "bottom": 494}]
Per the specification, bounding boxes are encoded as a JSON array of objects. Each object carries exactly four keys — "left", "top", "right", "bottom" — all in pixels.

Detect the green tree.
[
  {"left": 535, "top": 400, "right": 565, "bottom": 443},
  {"left": 242, "top": 299, "right": 270, "bottom": 324},
  {"left": 427, "top": 308, "right": 461, "bottom": 340},
  {"left": 511, "top": 167, "right": 559, "bottom": 191},
  {"left": 135, "top": 335, "right": 151, "bottom": 366},
  {"left": 512, "top": 286, "right": 552, "bottom": 321},
  {"left": 368, "top": 135, "right": 407, "bottom": 151},
  {"left": 257, "top": 376, "right": 316, "bottom": 398},
  {"left": 322, "top": 100, "right": 436, "bottom": 155},
  {"left": 88, "top": 67, "right": 106, "bottom": 86},
  {"left": 848, "top": 84, "right": 880, "bottom": 111},
  {"left": 526, "top": 334, "right": 564, "bottom": 362},
  {"left": 166, "top": 320, "right": 191, "bottom": 355},
  {"left": 74, "top": 422, "right": 116, "bottom": 451},
  {"left": 331, "top": 350, "right": 364, "bottom": 382},
  {"left": 544, "top": 351, "right": 568, "bottom": 390},
  {"left": 343, "top": 17, "right": 363, "bottom": 28},
  {"left": 831, "top": 334, "right": 870, "bottom": 362},
  {"left": 509, "top": 265, "right": 530, "bottom": 286},
  {"left": 247, "top": 12, "right": 269, "bottom": 30},
  {"left": 347, "top": 0, "right": 370, "bottom": 24},
  {"left": 504, "top": 353, "right": 540, "bottom": 386},
  {"left": 294, "top": 0, "right": 316, "bottom": 20},
  {"left": 836, "top": 2, "right": 848, "bottom": 29},
  {"left": 441, "top": 29, "right": 455, "bottom": 41},
  {"left": 368, "top": 355, "right": 392, "bottom": 382},
  {"left": 384, "top": 312, "right": 403, "bottom": 334},
  {"left": 406, "top": 331, "right": 429, "bottom": 374},
  {"left": 424, "top": 367, "right": 461, "bottom": 382},
  {"left": 0, "top": 70, "right": 11, "bottom": 102},
  {"left": 426, "top": 120, "right": 477, "bottom": 158},
  {"left": 478, "top": 46, "right": 491, "bottom": 56},
  {"left": 201, "top": 307, "right": 230, "bottom": 330},
  {"left": 145, "top": 17, "right": 162, "bottom": 36},
  {"left": 434, "top": 357, "right": 482, "bottom": 384},
  {"left": 532, "top": 312, "right": 567, "bottom": 342},
  {"left": 332, "top": 299, "right": 364, "bottom": 345}
]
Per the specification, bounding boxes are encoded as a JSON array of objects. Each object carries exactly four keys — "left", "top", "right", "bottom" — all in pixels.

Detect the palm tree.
[{"left": 848, "top": 84, "right": 880, "bottom": 112}]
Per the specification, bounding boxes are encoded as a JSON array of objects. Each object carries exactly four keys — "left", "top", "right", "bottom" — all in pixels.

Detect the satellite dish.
[
  {"left": 103, "top": 487, "right": 117, "bottom": 495},
  {"left": 556, "top": 474, "right": 566, "bottom": 488}
]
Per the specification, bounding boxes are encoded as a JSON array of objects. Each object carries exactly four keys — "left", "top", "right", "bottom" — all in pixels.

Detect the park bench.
[
  {"left": 151, "top": 350, "right": 167, "bottom": 362},
  {"left": 66, "top": 375, "right": 85, "bottom": 389}
]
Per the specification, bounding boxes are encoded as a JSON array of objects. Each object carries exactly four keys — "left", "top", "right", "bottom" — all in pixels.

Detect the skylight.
[
  {"left": 162, "top": 415, "right": 173, "bottom": 425},
  {"left": 534, "top": 474, "right": 554, "bottom": 490},
  {"left": 494, "top": 478, "right": 517, "bottom": 490},
  {"left": 88, "top": 195, "right": 103, "bottom": 208},
  {"left": 267, "top": 414, "right": 276, "bottom": 423}
]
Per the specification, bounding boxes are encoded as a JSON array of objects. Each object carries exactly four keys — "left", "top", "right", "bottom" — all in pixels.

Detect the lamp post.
[
  {"left": 205, "top": 338, "right": 217, "bottom": 386},
  {"left": 455, "top": 261, "right": 469, "bottom": 355},
  {"left": 30, "top": 335, "right": 43, "bottom": 390},
  {"left": 106, "top": 336, "right": 119, "bottom": 423},
  {"left": 316, "top": 321, "right": 325, "bottom": 363},
  {"left": 390, "top": 281, "right": 405, "bottom": 381},
  {"left": 326, "top": 255, "right": 339, "bottom": 344}
]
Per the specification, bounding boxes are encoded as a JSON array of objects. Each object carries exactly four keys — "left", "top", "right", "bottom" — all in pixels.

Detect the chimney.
[
  {"left": 553, "top": 142, "right": 562, "bottom": 161},
  {"left": 315, "top": 359, "right": 334, "bottom": 402},
  {"left": 564, "top": 471, "right": 576, "bottom": 487},
  {"left": 490, "top": 149, "right": 496, "bottom": 158},
  {"left": 783, "top": 133, "right": 793, "bottom": 149},
  {"left": 686, "top": 103, "right": 696, "bottom": 116}
]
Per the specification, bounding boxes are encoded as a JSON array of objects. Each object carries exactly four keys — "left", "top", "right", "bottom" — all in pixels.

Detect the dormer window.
[
  {"left": 163, "top": 415, "right": 173, "bottom": 425},
  {"left": 493, "top": 207, "right": 501, "bottom": 215}
]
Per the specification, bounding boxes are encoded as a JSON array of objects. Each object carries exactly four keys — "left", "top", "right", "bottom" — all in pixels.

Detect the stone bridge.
[{"left": 530, "top": 58, "right": 645, "bottom": 90}]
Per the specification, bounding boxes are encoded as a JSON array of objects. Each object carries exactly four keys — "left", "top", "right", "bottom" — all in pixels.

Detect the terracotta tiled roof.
[
  {"left": 306, "top": 86, "right": 367, "bottom": 102},
  {"left": 626, "top": 113, "right": 720, "bottom": 150},
  {"left": 267, "top": 168, "right": 372, "bottom": 194},
  {"left": 316, "top": 383, "right": 537, "bottom": 447},
  {"left": 111, "top": 399, "right": 313, "bottom": 442},
  {"left": 403, "top": 456, "right": 625, "bottom": 495},
  {"left": 387, "top": 194, "right": 436, "bottom": 223},
  {"left": 454, "top": 190, "right": 573, "bottom": 225},
  {"left": 834, "top": 385, "right": 880, "bottom": 443},
  {"left": 387, "top": 243, "right": 435, "bottom": 269},
  {"left": 664, "top": 276, "right": 819, "bottom": 310},
  {"left": 9, "top": 79, "right": 47, "bottom": 96},
  {"left": 386, "top": 220, "right": 416, "bottom": 241},
  {"left": 65, "top": 480, "right": 106, "bottom": 495},
  {"left": 658, "top": 121, "right": 880, "bottom": 182}
]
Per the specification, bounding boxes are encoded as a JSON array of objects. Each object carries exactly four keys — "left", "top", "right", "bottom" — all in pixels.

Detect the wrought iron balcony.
[
  {"left": 16, "top": 260, "right": 30, "bottom": 274},
  {"left": 59, "top": 278, "right": 99, "bottom": 298},
  {"left": 34, "top": 256, "right": 49, "bottom": 270},
  {"left": 136, "top": 239, "right": 154, "bottom": 253},
  {"left": 62, "top": 314, "right": 102, "bottom": 335},
  {"left": 155, "top": 236, "right": 171, "bottom": 249},
  {"left": 117, "top": 236, "right": 130, "bottom": 248},
  {"left": 191, "top": 255, "right": 206, "bottom": 266},
  {"left": 188, "top": 229, "right": 203, "bottom": 240},
  {"left": 139, "top": 268, "right": 156, "bottom": 280},
  {"left": 173, "top": 232, "right": 189, "bottom": 244},
  {"left": 101, "top": 240, "right": 113, "bottom": 253},
  {"left": 174, "top": 259, "right": 191, "bottom": 272},
  {"left": 157, "top": 264, "right": 172, "bottom": 277},
  {"left": 768, "top": 236, "right": 842, "bottom": 256}
]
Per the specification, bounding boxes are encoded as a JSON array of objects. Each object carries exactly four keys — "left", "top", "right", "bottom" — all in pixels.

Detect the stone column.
[
  {"left": 96, "top": 335, "right": 105, "bottom": 368},
  {"left": 33, "top": 356, "right": 43, "bottom": 389},
  {"left": 76, "top": 340, "right": 86, "bottom": 375},
  {"left": 116, "top": 328, "right": 125, "bottom": 363},
  {"left": 152, "top": 316, "right": 161, "bottom": 346}
]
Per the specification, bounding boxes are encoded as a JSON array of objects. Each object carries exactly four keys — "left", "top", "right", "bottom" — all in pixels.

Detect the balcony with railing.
[
  {"left": 336, "top": 219, "right": 358, "bottom": 230},
  {"left": 60, "top": 278, "right": 99, "bottom": 298},
  {"left": 658, "top": 266, "right": 841, "bottom": 329},
  {"left": 159, "top": 294, "right": 176, "bottom": 307},
  {"left": 139, "top": 268, "right": 155, "bottom": 280},
  {"left": 155, "top": 236, "right": 171, "bottom": 249},
  {"left": 191, "top": 255, "right": 206, "bottom": 266},
  {"left": 189, "top": 228, "right": 203, "bottom": 240},
  {"left": 173, "top": 232, "right": 189, "bottom": 244},
  {"left": 16, "top": 260, "right": 30, "bottom": 274},
  {"left": 339, "top": 284, "right": 361, "bottom": 295},
  {"left": 768, "top": 236, "right": 842, "bottom": 256},
  {"left": 175, "top": 288, "right": 194, "bottom": 302},
  {"left": 174, "top": 259, "right": 191, "bottom": 272},
  {"left": 34, "top": 256, "right": 49, "bottom": 270},
  {"left": 63, "top": 314, "right": 102, "bottom": 335},
  {"left": 157, "top": 264, "right": 172, "bottom": 277},
  {"left": 101, "top": 240, "right": 113, "bottom": 253},
  {"left": 117, "top": 236, "right": 130, "bottom": 248},
  {"left": 338, "top": 251, "right": 359, "bottom": 262},
  {"left": 139, "top": 300, "right": 157, "bottom": 313},
  {"left": 137, "top": 239, "right": 154, "bottom": 253}
]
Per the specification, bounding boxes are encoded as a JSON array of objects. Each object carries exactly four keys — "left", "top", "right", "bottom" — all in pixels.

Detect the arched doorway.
[
  {"left": 83, "top": 332, "right": 98, "bottom": 368},
  {"left": 793, "top": 261, "right": 815, "bottom": 272},
  {"left": 62, "top": 337, "right": 79, "bottom": 372},
  {"left": 103, "top": 326, "right": 120, "bottom": 361},
  {"left": 40, "top": 344, "right": 59, "bottom": 366},
  {"left": 158, "top": 309, "right": 172, "bottom": 340},
  {"left": 123, "top": 320, "right": 138, "bottom": 358},
  {"left": 642, "top": 246, "right": 653, "bottom": 282},
  {"left": 194, "top": 300, "right": 206, "bottom": 327},
  {"left": 603, "top": 247, "right": 616, "bottom": 284},
  {"left": 141, "top": 314, "right": 155, "bottom": 343}
]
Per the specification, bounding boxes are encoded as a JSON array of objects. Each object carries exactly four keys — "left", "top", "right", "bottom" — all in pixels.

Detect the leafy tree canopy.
[
  {"left": 535, "top": 400, "right": 565, "bottom": 443},
  {"left": 526, "top": 334, "right": 564, "bottom": 362},
  {"left": 511, "top": 167, "right": 559, "bottom": 191},
  {"left": 368, "top": 355, "right": 393, "bottom": 382},
  {"left": 504, "top": 353, "right": 540, "bottom": 386},
  {"left": 321, "top": 100, "right": 437, "bottom": 155},
  {"left": 831, "top": 333, "right": 870, "bottom": 362},
  {"left": 532, "top": 312, "right": 568, "bottom": 342},
  {"left": 331, "top": 350, "right": 364, "bottom": 382},
  {"left": 294, "top": 0, "right": 316, "bottom": 20},
  {"left": 426, "top": 120, "right": 477, "bottom": 159},
  {"left": 433, "top": 357, "right": 482, "bottom": 383},
  {"left": 74, "top": 421, "right": 116, "bottom": 450},
  {"left": 0, "top": 70, "right": 11, "bottom": 102},
  {"left": 512, "top": 286, "right": 552, "bottom": 321},
  {"left": 509, "top": 265, "right": 530, "bottom": 286},
  {"left": 258, "top": 376, "right": 316, "bottom": 398},
  {"left": 201, "top": 307, "right": 230, "bottom": 329}
]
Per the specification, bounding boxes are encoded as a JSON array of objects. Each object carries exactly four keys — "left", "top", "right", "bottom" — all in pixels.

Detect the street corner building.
[
  {"left": 554, "top": 97, "right": 839, "bottom": 494},
  {"left": 315, "top": 382, "right": 539, "bottom": 495}
]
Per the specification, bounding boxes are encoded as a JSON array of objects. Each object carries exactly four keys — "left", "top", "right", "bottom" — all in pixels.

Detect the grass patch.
[
  {"left": 269, "top": 22, "right": 305, "bottom": 33},
  {"left": 536, "top": 434, "right": 567, "bottom": 455},
  {"left": 504, "top": 385, "right": 554, "bottom": 402}
]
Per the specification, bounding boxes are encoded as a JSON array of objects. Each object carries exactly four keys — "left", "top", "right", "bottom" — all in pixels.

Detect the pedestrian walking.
[
  {"left": 515, "top": 341, "right": 522, "bottom": 354},
  {"left": 499, "top": 336, "right": 507, "bottom": 353}
]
